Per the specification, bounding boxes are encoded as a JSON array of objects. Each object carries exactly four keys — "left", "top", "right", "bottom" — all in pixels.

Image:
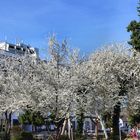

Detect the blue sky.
[{"left": 0, "top": 0, "right": 138, "bottom": 58}]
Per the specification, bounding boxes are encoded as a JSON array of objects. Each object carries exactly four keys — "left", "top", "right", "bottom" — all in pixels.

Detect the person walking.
[{"left": 130, "top": 126, "right": 138, "bottom": 140}]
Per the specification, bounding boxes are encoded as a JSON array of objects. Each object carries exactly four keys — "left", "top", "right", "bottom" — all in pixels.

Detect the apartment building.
[{"left": 0, "top": 42, "right": 39, "bottom": 58}]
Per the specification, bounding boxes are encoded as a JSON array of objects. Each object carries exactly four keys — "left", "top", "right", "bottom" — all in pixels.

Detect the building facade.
[{"left": 0, "top": 42, "right": 39, "bottom": 58}]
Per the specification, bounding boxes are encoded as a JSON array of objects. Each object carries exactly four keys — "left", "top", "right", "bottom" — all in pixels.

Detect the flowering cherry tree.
[
  {"left": 66, "top": 43, "right": 140, "bottom": 139},
  {"left": 80, "top": 44, "right": 140, "bottom": 139},
  {"left": 1, "top": 38, "right": 140, "bottom": 140}
]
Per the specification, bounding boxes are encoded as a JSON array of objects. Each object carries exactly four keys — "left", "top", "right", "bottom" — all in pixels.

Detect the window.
[{"left": 16, "top": 47, "right": 21, "bottom": 50}]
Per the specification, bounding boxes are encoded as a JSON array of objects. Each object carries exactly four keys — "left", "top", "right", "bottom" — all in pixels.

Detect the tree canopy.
[{"left": 127, "top": 1, "right": 140, "bottom": 52}]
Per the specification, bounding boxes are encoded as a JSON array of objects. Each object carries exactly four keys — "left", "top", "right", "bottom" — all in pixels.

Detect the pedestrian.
[{"left": 130, "top": 126, "right": 138, "bottom": 140}]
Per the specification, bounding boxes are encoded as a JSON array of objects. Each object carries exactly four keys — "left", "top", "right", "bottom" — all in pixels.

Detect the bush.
[
  {"left": 109, "top": 132, "right": 127, "bottom": 140},
  {"left": 11, "top": 131, "right": 33, "bottom": 140},
  {"left": 11, "top": 135, "right": 22, "bottom": 140},
  {"left": 47, "top": 137, "right": 54, "bottom": 140},
  {"left": 121, "top": 131, "right": 127, "bottom": 140},
  {"left": 74, "top": 133, "right": 86, "bottom": 140},
  {"left": 0, "top": 132, "right": 8, "bottom": 140},
  {"left": 21, "top": 132, "right": 33, "bottom": 140},
  {"left": 10, "top": 126, "right": 22, "bottom": 140},
  {"left": 59, "top": 135, "right": 70, "bottom": 140},
  {"left": 11, "top": 126, "right": 22, "bottom": 134},
  {"left": 111, "top": 135, "right": 120, "bottom": 140}
]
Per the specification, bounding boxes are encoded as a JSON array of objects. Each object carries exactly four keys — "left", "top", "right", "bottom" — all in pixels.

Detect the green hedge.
[{"left": 11, "top": 132, "right": 33, "bottom": 140}]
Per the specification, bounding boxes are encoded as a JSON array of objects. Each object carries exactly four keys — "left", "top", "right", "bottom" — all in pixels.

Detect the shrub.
[
  {"left": 11, "top": 135, "right": 22, "bottom": 140},
  {"left": 11, "top": 126, "right": 22, "bottom": 134},
  {"left": 0, "top": 132, "right": 8, "bottom": 140},
  {"left": 47, "top": 137, "right": 54, "bottom": 140},
  {"left": 121, "top": 131, "right": 127, "bottom": 140},
  {"left": 21, "top": 132, "right": 33, "bottom": 140},
  {"left": 59, "top": 135, "right": 70, "bottom": 140},
  {"left": 74, "top": 133, "right": 86, "bottom": 140}
]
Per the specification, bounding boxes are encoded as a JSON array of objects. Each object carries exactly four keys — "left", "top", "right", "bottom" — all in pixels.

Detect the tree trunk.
[
  {"left": 77, "top": 112, "right": 84, "bottom": 135},
  {"left": 55, "top": 118, "right": 65, "bottom": 140},
  {"left": 8, "top": 112, "right": 12, "bottom": 133},
  {"left": 61, "top": 118, "right": 67, "bottom": 135},
  {"left": 95, "top": 119, "right": 99, "bottom": 140},
  {"left": 112, "top": 104, "right": 121, "bottom": 140},
  {"left": 68, "top": 117, "right": 72, "bottom": 140},
  {"left": 97, "top": 113, "right": 108, "bottom": 140},
  {"left": 4, "top": 111, "right": 10, "bottom": 140}
]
